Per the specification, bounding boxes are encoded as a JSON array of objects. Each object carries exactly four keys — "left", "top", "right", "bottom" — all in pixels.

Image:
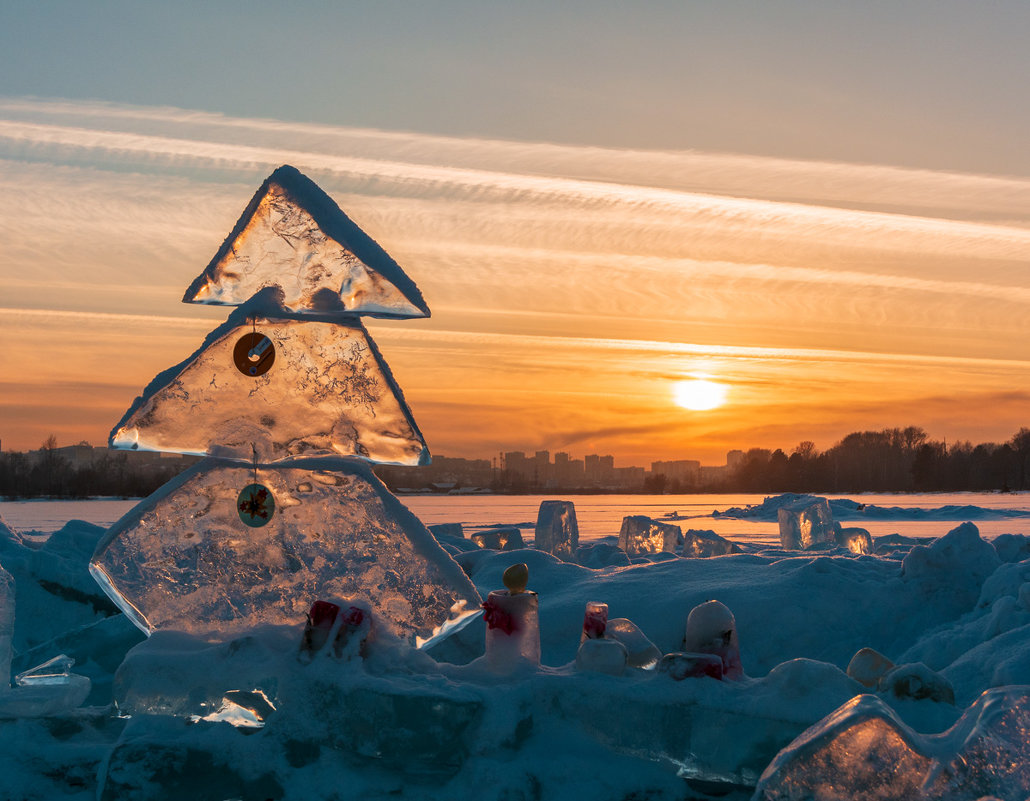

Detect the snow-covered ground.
[{"left": 0, "top": 494, "right": 1029, "bottom": 800}]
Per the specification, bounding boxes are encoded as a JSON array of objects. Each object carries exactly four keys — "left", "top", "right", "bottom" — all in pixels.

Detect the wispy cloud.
[{"left": 3, "top": 97, "right": 1030, "bottom": 458}]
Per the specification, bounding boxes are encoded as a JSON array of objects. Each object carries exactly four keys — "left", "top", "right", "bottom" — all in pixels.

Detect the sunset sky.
[{"left": 3, "top": 2, "right": 1030, "bottom": 466}]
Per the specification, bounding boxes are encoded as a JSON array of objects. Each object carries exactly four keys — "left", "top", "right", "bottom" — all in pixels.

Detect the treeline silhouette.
[
  {"left": 3, "top": 427, "right": 1030, "bottom": 498},
  {"left": 721, "top": 426, "right": 1030, "bottom": 494},
  {"left": 0, "top": 437, "right": 196, "bottom": 500}
]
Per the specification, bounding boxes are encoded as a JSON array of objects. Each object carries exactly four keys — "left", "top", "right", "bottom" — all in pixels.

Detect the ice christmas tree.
[{"left": 90, "top": 166, "right": 481, "bottom": 645}]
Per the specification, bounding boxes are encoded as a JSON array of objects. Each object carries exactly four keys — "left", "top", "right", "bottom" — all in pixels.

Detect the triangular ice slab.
[
  {"left": 89, "top": 458, "right": 481, "bottom": 643},
  {"left": 183, "top": 165, "right": 429, "bottom": 319},
  {"left": 110, "top": 305, "right": 428, "bottom": 465}
]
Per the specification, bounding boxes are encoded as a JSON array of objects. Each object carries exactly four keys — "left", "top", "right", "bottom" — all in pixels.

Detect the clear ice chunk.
[
  {"left": 534, "top": 500, "right": 579, "bottom": 559},
  {"left": 756, "top": 687, "right": 1030, "bottom": 801},
  {"left": 605, "top": 618, "right": 662, "bottom": 670},
  {"left": 89, "top": 458, "right": 481, "bottom": 643},
  {"left": 110, "top": 308, "right": 428, "bottom": 465},
  {"left": 836, "top": 526, "right": 873, "bottom": 554},
  {"left": 681, "top": 528, "right": 741, "bottom": 558},
  {"left": 14, "top": 654, "right": 76, "bottom": 686},
  {"left": 777, "top": 496, "right": 836, "bottom": 550},
  {"left": 617, "top": 516, "right": 681, "bottom": 556},
  {"left": 575, "top": 637, "right": 628, "bottom": 675},
  {"left": 183, "top": 165, "right": 430, "bottom": 319}
]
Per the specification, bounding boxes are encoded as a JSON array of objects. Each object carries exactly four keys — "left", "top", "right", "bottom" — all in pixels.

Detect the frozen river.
[{"left": 3, "top": 491, "right": 1030, "bottom": 546}]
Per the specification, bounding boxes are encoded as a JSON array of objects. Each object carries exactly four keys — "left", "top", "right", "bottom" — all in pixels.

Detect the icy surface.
[
  {"left": 534, "top": 500, "right": 579, "bottom": 558},
  {"left": 0, "top": 565, "right": 11, "bottom": 684},
  {"left": 618, "top": 515, "right": 680, "bottom": 556},
  {"left": 183, "top": 165, "right": 430, "bottom": 319},
  {"left": 575, "top": 637, "right": 627, "bottom": 675},
  {"left": 110, "top": 307, "right": 428, "bottom": 465},
  {"left": 754, "top": 687, "right": 1030, "bottom": 801},
  {"left": 777, "top": 496, "right": 835, "bottom": 550},
  {"left": 90, "top": 458, "right": 481, "bottom": 642}
]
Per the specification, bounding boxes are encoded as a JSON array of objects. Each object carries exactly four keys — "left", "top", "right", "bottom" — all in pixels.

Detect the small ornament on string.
[
  {"left": 233, "top": 316, "right": 275, "bottom": 377},
  {"left": 238, "top": 447, "right": 274, "bottom": 527}
]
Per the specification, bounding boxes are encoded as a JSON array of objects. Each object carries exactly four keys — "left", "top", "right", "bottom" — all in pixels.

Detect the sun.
[{"left": 673, "top": 379, "right": 728, "bottom": 411}]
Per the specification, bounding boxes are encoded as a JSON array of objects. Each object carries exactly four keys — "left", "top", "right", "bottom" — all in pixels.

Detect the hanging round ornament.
[
  {"left": 237, "top": 483, "right": 275, "bottom": 527},
  {"left": 233, "top": 332, "right": 275, "bottom": 377}
]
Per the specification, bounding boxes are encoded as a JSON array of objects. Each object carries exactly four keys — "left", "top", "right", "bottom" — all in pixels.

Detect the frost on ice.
[
  {"left": 110, "top": 308, "right": 428, "bottom": 465},
  {"left": 90, "top": 458, "right": 481, "bottom": 643},
  {"left": 183, "top": 165, "right": 430, "bottom": 319}
]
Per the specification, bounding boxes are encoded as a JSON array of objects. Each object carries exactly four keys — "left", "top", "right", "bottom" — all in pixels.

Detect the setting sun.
[{"left": 673, "top": 379, "right": 728, "bottom": 411}]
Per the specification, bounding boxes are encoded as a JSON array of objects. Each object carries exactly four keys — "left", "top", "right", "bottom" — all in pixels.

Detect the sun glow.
[{"left": 673, "top": 379, "right": 728, "bottom": 411}]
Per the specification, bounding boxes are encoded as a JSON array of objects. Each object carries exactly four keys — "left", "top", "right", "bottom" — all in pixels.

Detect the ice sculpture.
[
  {"left": 581, "top": 601, "right": 608, "bottom": 642},
  {"left": 777, "top": 497, "right": 835, "bottom": 550},
  {"left": 754, "top": 687, "right": 1030, "bottom": 801},
  {"left": 482, "top": 563, "right": 540, "bottom": 672},
  {"left": 618, "top": 516, "right": 680, "bottom": 556},
  {"left": 535, "top": 500, "right": 579, "bottom": 559},
  {"left": 681, "top": 528, "right": 741, "bottom": 558},
  {"left": 110, "top": 305, "right": 428, "bottom": 465},
  {"left": 683, "top": 600, "right": 744, "bottom": 680},
  {"left": 183, "top": 165, "right": 429, "bottom": 319},
  {"left": 90, "top": 458, "right": 480, "bottom": 644}
]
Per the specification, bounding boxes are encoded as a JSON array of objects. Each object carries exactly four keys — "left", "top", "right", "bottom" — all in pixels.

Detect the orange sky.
[{"left": 3, "top": 100, "right": 1030, "bottom": 465}]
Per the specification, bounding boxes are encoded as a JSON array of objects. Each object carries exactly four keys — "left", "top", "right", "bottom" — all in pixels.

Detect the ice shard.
[
  {"left": 183, "top": 165, "right": 429, "bottom": 319},
  {"left": 110, "top": 305, "right": 428, "bottom": 465},
  {"left": 89, "top": 458, "right": 481, "bottom": 643},
  {"left": 754, "top": 687, "right": 1030, "bottom": 801},
  {"left": 618, "top": 516, "right": 680, "bottom": 556}
]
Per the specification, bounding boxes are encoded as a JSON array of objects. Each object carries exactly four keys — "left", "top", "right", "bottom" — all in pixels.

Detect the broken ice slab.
[
  {"left": 777, "top": 496, "right": 835, "bottom": 550},
  {"left": 755, "top": 687, "right": 1030, "bottom": 801},
  {"left": 534, "top": 501, "right": 579, "bottom": 559},
  {"left": 183, "top": 165, "right": 430, "bottom": 319},
  {"left": 0, "top": 564, "right": 12, "bottom": 685},
  {"left": 617, "top": 516, "right": 680, "bottom": 557},
  {"left": 110, "top": 305, "right": 428, "bottom": 465},
  {"left": 681, "top": 528, "right": 741, "bottom": 558},
  {"left": 14, "top": 654, "right": 76, "bottom": 686},
  {"left": 0, "top": 653, "right": 90, "bottom": 719},
  {"left": 90, "top": 458, "right": 481, "bottom": 643}
]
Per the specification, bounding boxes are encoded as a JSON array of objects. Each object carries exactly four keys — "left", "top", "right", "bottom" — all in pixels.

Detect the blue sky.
[{"left": 3, "top": 1, "right": 1028, "bottom": 173}]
